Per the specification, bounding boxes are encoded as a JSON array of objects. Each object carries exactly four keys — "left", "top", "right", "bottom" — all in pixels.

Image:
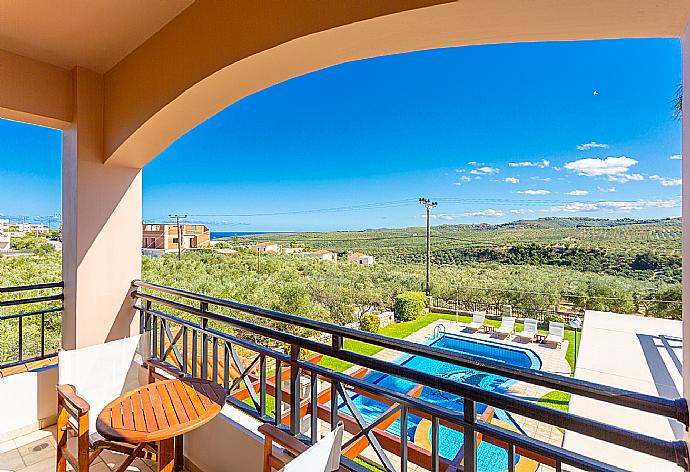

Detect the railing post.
[
  {"left": 464, "top": 399, "right": 477, "bottom": 472},
  {"left": 17, "top": 316, "right": 23, "bottom": 362},
  {"left": 200, "top": 302, "right": 209, "bottom": 380},
  {"left": 275, "top": 359, "right": 283, "bottom": 425},
  {"left": 330, "top": 335, "right": 342, "bottom": 431},
  {"left": 289, "top": 343, "right": 301, "bottom": 436},
  {"left": 400, "top": 405, "right": 408, "bottom": 472},
  {"left": 310, "top": 370, "right": 318, "bottom": 444}
]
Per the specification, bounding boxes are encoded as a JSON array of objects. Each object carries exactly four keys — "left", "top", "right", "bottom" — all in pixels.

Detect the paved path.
[{"left": 563, "top": 311, "right": 684, "bottom": 472}]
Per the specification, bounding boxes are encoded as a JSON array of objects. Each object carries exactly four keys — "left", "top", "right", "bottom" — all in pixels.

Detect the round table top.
[{"left": 96, "top": 377, "right": 226, "bottom": 443}]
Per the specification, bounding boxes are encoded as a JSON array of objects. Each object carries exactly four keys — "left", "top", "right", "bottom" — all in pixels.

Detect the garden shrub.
[
  {"left": 395, "top": 291, "right": 427, "bottom": 322},
  {"left": 359, "top": 313, "right": 380, "bottom": 333},
  {"left": 283, "top": 343, "right": 310, "bottom": 359},
  {"left": 541, "top": 313, "right": 565, "bottom": 328}
]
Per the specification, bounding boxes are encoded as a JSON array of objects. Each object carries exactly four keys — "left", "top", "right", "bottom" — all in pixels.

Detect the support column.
[
  {"left": 62, "top": 67, "right": 142, "bottom": 350},
  {"left": 681, "top": 23, "right": 690, "bottom": 440}
]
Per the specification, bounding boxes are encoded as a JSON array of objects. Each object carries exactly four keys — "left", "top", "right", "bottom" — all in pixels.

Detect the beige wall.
[
  {"left": 62, "top": 68, "right": 141, "bottom": 350},
  {"left": 101, "top": 0, "right": 690, "bottom": 168},
  {"left": 0, "top": 49, "right": 71, "bottom": 129},
  {"left": 0, "top": 367, "right": 58, "bottom": 441}
]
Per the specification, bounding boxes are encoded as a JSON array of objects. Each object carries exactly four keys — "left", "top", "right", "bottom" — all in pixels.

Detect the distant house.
[
  {"left": 14, "top": 223, "right": 48, "bottom": 234},
  {"left": 301, "top": 250, "right": 336, "bottom": 262},
  {"left": 0, "top": 233, "right": 10, "bottom": 252},
  {"left": 0, "top": 218, "right": 8, "bottom": 234},
  {"left": 142, "top": 224, "right": 211, "bottom": 252},
  {"left": 348, "top": 252, "right": 375, "bottom": 265},
  {"left": 250, "top": 242, "right": 281, "bottom": 253},
  {"left": 214, "top": 249, "right": 240, "bottom": 256},
  {"left": 281, "top": 247, "right": 304, "bottom": 255}
]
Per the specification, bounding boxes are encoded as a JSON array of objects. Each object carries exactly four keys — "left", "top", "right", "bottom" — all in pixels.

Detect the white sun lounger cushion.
[
  {"left": 496, "top": 317, "right": 515, "bottom": 333},
  {"left": 280, "top": 423, "right": 344, "bottom": 472}
]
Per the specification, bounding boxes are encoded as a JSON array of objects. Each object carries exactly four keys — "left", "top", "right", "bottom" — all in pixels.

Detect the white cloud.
[
  {"left": 547, "top": 199, "right": 679, "bottom": 213},
  {"left": 517, "top": 189, "right": 551, "bottom": 195},
  {"left": 670, "top": 154, "right": 682, "bottom": 160},
  {"left": 607, "top": 173, "right": 643, "bottom": 183},
  {"left": 509, "top": 209, "right": 535, "bottom": 214},
  {"left": 470, "top": 166, "right": 499, "bottom": 175},
  {"left": 650, "top": 175, "right": 682, "bottom": 187},
  {"left": 504, "top": 177, "right": 520, "bottom": 184},
  {"left": 576, "top": 141, "right": 609, "bottom": 151},
  {"left": 433, "top": 208, "right": 506, "bottom": 220},
  {"left": 461, "top": 209, "right": 505, "bottom": 218},
  {"left": 453, "top": 175, "right": 472, "bottom": 186},
  {"left": 564, "top": 156, "right": 639, "bottom": 182},
  {"left": 468, "top": 161, "right": 478, "bottom": 166},
  {"left": 597, "top": 186, "right": 616, "bottom": 193},
  {"left": 530, "top": 176, "right": 552, "bottom": 182},
  {"left": 508, "top": 160, "right": 550, "bottom": 168},
  {"left": 566, "top": 190, "right": 589, "bottom": 196}
]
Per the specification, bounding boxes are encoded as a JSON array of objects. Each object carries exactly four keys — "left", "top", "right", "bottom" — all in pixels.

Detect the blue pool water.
[{"left": 337, "top": 333, "right": 541, "bottom": 471}]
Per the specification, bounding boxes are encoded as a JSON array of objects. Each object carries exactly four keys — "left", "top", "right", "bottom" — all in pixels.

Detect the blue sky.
[{"left": 0, "top": 38, "right": 682, "bottom": 231}]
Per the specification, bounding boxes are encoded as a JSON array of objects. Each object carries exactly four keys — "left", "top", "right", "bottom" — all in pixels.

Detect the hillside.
[{"left": 225, "top": 217, "right": 682, "bottom": 283}]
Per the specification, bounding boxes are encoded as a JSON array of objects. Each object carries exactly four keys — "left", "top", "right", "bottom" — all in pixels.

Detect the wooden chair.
[
  {"left": 56, "top": 335, "right": 183, "bottom": 472},
  {"left": 259, "top": 423, "right": 346, "bottom": 472}
]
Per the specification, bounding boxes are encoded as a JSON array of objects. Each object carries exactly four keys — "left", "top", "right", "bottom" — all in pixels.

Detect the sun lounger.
[
  {"left": 495, "top": 316, "right": 515, "bottom": 337},
  {"left": 516, "top": 318, "right": 538, "bottom": 342},
  {"left": 466, "top": 311, "right": 487, "bottom": 331},
  {"left": 545, "top": 321, "right": 565, "bottom": 347}
]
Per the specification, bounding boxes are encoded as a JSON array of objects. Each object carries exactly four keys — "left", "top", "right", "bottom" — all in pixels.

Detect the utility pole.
[
  {"left": 419, "top": 198, "right": 438, "bottom": 295},
  {"left": 257, "top": 248, "right": 261, "bottom": 274},
  {"left": 169, "top": 214, "right": 187, "bottom": 260}
]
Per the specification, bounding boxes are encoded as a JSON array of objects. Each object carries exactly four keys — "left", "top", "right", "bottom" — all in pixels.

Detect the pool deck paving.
[
  {"left": 367, "top": 318, "right": 571, "bottom": 471},
  {"left": 562, "top": 311, "right": 684, "bottom": 472}
]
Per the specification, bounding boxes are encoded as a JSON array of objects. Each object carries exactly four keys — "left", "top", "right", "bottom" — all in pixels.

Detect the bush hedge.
[
  {"left": 395, "top": 291, "right": 427, "bottom": 322},
  {"left": 359, "top": 314, "right": 381, "bottom": 333},
  {"left": 541, "top": 313, "right": 565, "bottom": 328}
]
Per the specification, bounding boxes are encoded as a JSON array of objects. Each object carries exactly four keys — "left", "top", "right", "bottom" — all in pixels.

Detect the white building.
[
  {"left": 348, "top": 252, "right": 375, "bottom": 265},
  {"left": 281, "top": 247, "right": 304, "bottom": 255},
  {"left": 14, "top": 223, "right": 49, "bottom": 233},
  {"left": 0, "top": 232, "right": 10, "bottom": 251},
  {"left": 301, "top": 250, "right": 336, "bottom": 262},
  {"left": 0, "top": 218, "right": 8, "bottom": 233},
  {"left": 250, "top": 242, "right": 281, "bottom": 253}
]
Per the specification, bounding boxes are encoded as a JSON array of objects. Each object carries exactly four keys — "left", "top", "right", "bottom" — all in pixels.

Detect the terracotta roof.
[
  {"left": 255, "top": 242, "right": 276, "bottom": 246},
  {"left": 313, "top": 250, "right": 332, "bottom": 254},
  {"left": 350, "top": 252, "right": 366, "bottom": 257},
  {"left": 265, "top": 250, "right": 279, "bottom": 254}
]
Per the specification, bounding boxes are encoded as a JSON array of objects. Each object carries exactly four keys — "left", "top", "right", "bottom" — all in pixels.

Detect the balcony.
[{"left": 1, "top": 281, "right": 687, "bottom": 472}]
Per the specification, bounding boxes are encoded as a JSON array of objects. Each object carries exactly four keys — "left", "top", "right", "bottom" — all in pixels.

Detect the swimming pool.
[{"left": 337, "top": 332, "right": 542, "bottom": 471}]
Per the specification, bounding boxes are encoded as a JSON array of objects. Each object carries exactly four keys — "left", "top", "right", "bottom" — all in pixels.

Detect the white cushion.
[
  {"left": 58, "top": 335, "right": 148, "bottom": 435},
  {"left": 280, "top": 424, "right": 343, "bottom": 472}
]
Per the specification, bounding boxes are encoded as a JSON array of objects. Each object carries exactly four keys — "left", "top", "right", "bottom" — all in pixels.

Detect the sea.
[{"left": 211, "top": 231, "right": 287, "bottom": 240}]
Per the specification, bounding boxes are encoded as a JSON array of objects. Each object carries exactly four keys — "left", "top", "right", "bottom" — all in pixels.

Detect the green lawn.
[
  {"left": 537, "top": 390, "right": 571, "bottom": 412},
  {"left": 317, "top": 311, "right": 581, "bottom": 373},
  {"left": 317, "top": 312, "right": 457, "bottom": 371}
]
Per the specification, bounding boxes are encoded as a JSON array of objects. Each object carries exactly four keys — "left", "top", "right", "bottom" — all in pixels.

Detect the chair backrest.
[
  {"left": 501, "top": 317, "right": 515, "bottom": 329},
  {"left": 472, "top": 311, "right": 486, "bottom": 324},
  {"left": 549, "top": 322, "right": 565, "bottom": 338},
  {"left": 280, "top": 423, "right": 344, "bottom": 472},
  {"left": 58, "top": 334, "right": 148, "bottom": 434},
  {"left": 523, "top": 319, "right": 538, "bottom": 333}
]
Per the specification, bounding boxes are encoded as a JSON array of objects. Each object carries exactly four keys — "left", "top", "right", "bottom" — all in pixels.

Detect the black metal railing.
[
  {"left": 430, "top": 297, "right": 584, "bottom": 324},
  {"left": 132, "top": 280, "right": 689, "bottom": 472},
  {"left": 0, "top": 282, "right": 63, "bottom": 369}
]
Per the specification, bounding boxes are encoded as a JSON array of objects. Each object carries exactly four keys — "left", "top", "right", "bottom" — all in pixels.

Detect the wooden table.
[
  {"left": 96, "top": 377, "right": 226, "bottom": 472},
  {"left": 535, "top": 333, "right": 546, "bottom": 343}
]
